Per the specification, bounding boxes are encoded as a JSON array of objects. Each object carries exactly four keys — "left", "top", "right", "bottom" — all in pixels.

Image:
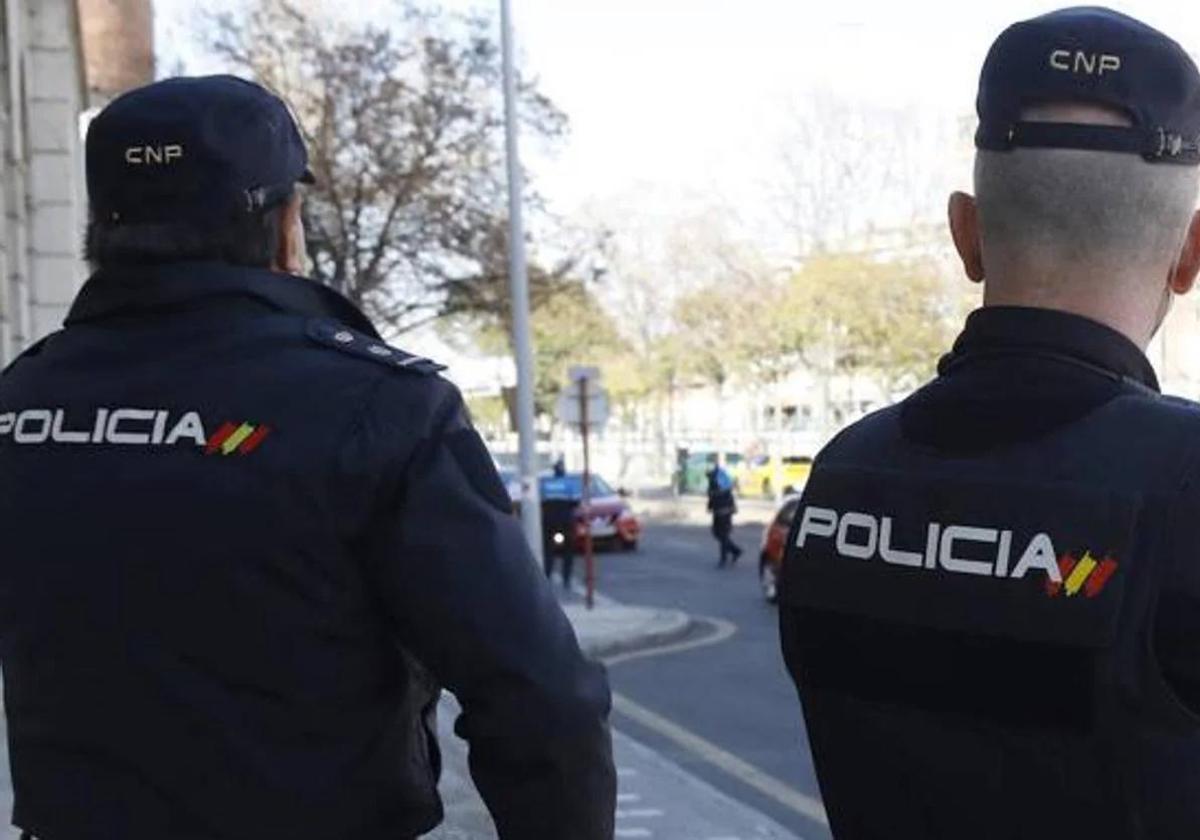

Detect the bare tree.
[
  {"left": 209, "top": 0, "right": 567, "bottom": 331},
  {"left": 768, "top": 91, "right": 966, "bottom": 260}
]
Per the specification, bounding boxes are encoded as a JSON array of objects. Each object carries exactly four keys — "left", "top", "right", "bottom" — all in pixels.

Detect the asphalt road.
[{"left": 590, "top": 515, "right": 832, "bottom": 840}]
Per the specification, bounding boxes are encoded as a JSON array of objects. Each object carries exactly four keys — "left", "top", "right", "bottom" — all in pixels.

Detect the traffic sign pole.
[{"left": 557, "top": 367, "right": 607, "bottom": 610}]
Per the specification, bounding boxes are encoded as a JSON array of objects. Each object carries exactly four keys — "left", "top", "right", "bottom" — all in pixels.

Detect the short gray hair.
[{"left": 975, "top": 147, "right": 1199, "bottom": 275}]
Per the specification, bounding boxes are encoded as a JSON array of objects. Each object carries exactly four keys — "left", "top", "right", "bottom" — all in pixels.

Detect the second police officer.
[
  {"left": 782, "top": 8, "right": 1200, "bottom": 840},
  {"left": 0, "top": 77, "right": 615, "bottom": 839}
]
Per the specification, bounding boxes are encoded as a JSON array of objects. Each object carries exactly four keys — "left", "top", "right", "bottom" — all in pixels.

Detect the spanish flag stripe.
[
  {"left": 1047, "top": 554, "right": 1076, "bottom": 597},
  {"left": 1084, "top": 559, "right": 1119, "bottom": 598},
  {"left": 221, "top": 423, "right": 257, "bottom": 456},
  {"left": 238, "top": 426, "right": 271, "bottom": 455},
  {"left": 205, "top": 422, "right": 238, "bottom": 455},
  {"left": 1064, "top": 553, "right": 1098, "bottom": 597}
]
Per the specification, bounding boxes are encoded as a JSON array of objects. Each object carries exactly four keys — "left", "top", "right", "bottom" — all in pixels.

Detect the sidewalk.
[
  {"left": 426, "top": 696, "right": 802, "bottom": 840},
  {"left": 425, "top": 592, "right": 803, "bottom": 839},
  {"left": 561, "top": 591, "right": 691, "bottom": 659}
]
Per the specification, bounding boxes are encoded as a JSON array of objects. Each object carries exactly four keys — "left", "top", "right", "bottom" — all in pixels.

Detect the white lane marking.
[
  {"left": 615, "top": 829, "right": 653, "bottom": 838},
  {"left": 617, "top": 792, "right": 642, "bottom": 803},
  {"left": 611, "top": 692, "right": 829, "bottom": 827},
  {"left": 616, "top": 808, "right": 665, "bottom": 819},
  {"left": 602, "top": 615, "right": 737, "bottom": 667}
]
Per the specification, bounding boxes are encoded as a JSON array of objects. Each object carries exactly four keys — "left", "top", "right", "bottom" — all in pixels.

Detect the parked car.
[
  {"left": 759, "top": 494, "right": 801, "bottom": 602},
  {"left": 735, "top": 455, "right": 813, "bottom": 497},
  {"left": 540, "top": 472, "right": 641, "bottom": 551}
]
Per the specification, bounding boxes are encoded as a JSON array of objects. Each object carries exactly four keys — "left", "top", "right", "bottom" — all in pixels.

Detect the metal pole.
[
  {"left": 581, "top": 376, "right": 595, "bottom": 609},
  {"left": 500, "top": 0, "right": 543, "bottom": 564},
  {"left": 3, "top": 0, "right": 32, "bottom": 363}
]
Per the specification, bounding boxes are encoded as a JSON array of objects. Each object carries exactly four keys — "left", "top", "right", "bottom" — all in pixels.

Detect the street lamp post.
[{"left": 499, "top": 0, "right": 543, "bottom": 564}]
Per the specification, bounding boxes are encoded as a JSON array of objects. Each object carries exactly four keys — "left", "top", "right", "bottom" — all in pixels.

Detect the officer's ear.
[
  {"left": 1168, "top": 210, "right": 1200, "bottom": 296},
  {"left": 948, "top": 192, "right": 985, "bottom": 284},
  {"left": 272, "top": 191, "right": 307, "bottom": 276}
]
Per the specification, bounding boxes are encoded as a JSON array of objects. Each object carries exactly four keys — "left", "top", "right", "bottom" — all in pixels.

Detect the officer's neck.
[{"left": 982, "top": 280, "right": 1161, "bottom": 351}]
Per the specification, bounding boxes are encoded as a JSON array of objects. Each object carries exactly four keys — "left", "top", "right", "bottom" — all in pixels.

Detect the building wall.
[
  {"left": 77, "top": 0, "right": 152, "bottom": 104},
  {"left": 0, "top": 0, "right": 154, "bottom": 370},
  {"left": 0, "top": 0, "right": 88, "bottom": 368}
]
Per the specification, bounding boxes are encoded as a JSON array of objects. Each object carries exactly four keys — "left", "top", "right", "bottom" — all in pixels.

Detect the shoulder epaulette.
[{"left": 305, "top": 319, "right": 445, "bottom": 375}]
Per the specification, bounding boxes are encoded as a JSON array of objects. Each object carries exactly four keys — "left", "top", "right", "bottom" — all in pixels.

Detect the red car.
[
  {"left": 759, "top": 495, "right": 801, "bottom": 602},
  {"left": 541, "top": 473, "right": 641, "bottom": 552}
]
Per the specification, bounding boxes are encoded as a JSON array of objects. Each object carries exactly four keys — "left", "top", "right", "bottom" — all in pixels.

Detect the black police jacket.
[
  {"left": 781, "top": 306, "right": 1200, "bottom": 840},
  {"left": 541, "top": 498, "right": 579, "bottom": 539},
  {"left": 0, "top": 261, "right": 615, "bottom": 840}
]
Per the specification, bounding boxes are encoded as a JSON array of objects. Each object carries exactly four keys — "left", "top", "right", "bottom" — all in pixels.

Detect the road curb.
[{"left": 578, "top": 608, "right": 694, "bottom": 661}]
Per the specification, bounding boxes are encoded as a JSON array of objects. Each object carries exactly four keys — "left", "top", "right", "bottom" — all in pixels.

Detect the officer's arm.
[{"left": 362, "top": 382, "right": 616, "bottom": 839}]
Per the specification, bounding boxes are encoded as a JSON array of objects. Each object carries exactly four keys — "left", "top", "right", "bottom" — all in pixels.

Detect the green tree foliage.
[
  {"left": 671, "top": 282, "right": 750, "bottom": 389},
  {"left": 528, "top": 284, "right": 626, "bottom": 414},
  {"left": 667, "top": 255, "right": 955, "bottom": 399},
  {"left": 444, "top": 279, "right": 626, "bottom": 418},
  {"left": 670, "top": 276, "right": 801, "bottom": 391},
  {"left": 784, "top": 254, "right": 958, "bottom": 393}
]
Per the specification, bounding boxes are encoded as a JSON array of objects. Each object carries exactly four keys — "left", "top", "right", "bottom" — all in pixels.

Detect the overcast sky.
[
  {"left": 155, "top": 0, "right": 1200, "bottom": 218},
  {"left": 151, "top": 1, "right": 1200, "bottom": 378}
]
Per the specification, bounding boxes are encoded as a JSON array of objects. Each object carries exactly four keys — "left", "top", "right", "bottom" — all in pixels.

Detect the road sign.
[
  {"left": 569, "top": 365, "right": 601, "bottom": 383},
  {"left": 556, "top": 388, "right": 609, "bottom": 429}
]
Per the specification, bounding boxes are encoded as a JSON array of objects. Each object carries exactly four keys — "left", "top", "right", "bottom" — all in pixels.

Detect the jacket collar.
[
  {"left": 939, "top": 305, "right": 1159, "bottom": 392},
  {"left": 65, "top": 260, "right": 381, "bottom": 338}
]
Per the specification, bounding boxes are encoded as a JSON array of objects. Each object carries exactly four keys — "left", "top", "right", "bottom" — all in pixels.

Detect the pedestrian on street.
[
  {"left": 0, "top": 76, "right": 614, "bottom": 840},
  {"left": 708, "top": 463, "right": 742, "bottom": 567},
  {"left": 780, "top": 9, "right": 1200, "bottom": 840},
  {"left": 542, "top": 458, "right": 578, "bottom": 589}
]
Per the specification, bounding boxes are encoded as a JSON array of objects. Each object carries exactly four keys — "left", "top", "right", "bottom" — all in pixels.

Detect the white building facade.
[{"left": 0, "top": 0, "right": 89, "bottom": 368}]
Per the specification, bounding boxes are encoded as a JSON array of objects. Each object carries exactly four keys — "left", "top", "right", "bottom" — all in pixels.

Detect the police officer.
[
  {"left": 542, "top": 459, "right": 579, "bottom": 589},
  {"left": 706, "top": 464, "right": 741, "bottom": 568},
  {"left": 0, "top": 76, "right": 615, "bottom": 840},
  {"left": 780, "top": 9, "right": 1200, "bottom": 840}
]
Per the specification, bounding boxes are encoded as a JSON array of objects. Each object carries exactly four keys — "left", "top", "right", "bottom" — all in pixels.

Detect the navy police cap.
[
  {"left": 86, "top": 75, "right": 316, "bottom": 225},
  {"left": 976, "top": 7, "right": 1200, "bottom": 165}
]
